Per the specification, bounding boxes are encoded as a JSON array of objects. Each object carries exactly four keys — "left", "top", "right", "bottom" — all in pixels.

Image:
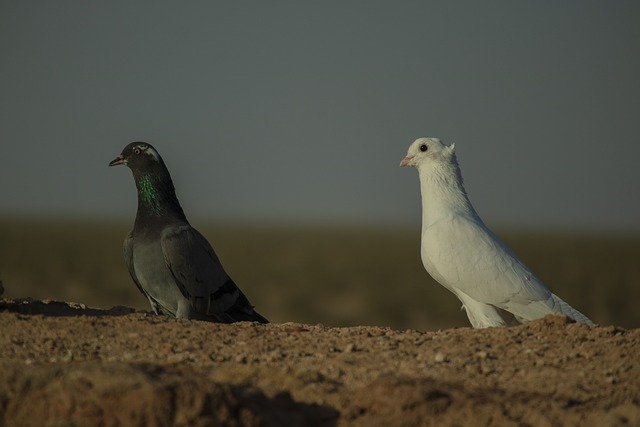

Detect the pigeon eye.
[
  {"left": 420, "top": 144, "right": 428, "bottom": 152},
  {"left": 133, "top": 148, "right": 141, "bottom": 155}
]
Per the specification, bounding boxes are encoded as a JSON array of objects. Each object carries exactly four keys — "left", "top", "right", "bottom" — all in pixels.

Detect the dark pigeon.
[{"left": 109, "top": 142, "right": 268, "bottom": 323}]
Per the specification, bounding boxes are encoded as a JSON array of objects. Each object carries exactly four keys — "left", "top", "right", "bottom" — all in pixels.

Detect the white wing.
[{"left": 422, "top": 215, "right": 563, "bottom": 322}]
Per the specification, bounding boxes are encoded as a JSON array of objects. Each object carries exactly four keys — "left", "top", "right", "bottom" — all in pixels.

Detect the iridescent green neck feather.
[
  {"left": 133, "top": 166, "right": 186, "bottom": 222},
  {"left": 136, "top": 174, "right": 183, "bottom": 218},
  {"left": 138, "top": 175, "right": 161, "bottom": 213}
]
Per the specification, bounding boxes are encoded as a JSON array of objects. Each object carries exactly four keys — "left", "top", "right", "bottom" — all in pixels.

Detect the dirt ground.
[{"left": 1, "top": 298, "right": 638, "bottom": 427}]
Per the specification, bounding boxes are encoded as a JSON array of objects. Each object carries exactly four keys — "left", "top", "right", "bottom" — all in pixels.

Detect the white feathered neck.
[{"left": 417, "top": 151, "right": 480, "bottom": 229}]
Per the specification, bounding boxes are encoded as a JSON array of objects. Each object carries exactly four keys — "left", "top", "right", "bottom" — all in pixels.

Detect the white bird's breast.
[
  {"left": 420, "top": 217, "right": 466, "bottom": 295},
  {"left": 421, "top": 215, "right": 505, "bottom": 296}
]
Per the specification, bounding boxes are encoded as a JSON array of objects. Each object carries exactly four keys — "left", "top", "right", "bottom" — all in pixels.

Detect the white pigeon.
[{"left": 400, "top": 137, "right": 593, "bottom": 328}]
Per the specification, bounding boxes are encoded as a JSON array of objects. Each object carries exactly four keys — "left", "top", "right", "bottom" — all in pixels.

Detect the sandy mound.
[{"left": 1, "top": 298, "right": 638, "bottom": 426}]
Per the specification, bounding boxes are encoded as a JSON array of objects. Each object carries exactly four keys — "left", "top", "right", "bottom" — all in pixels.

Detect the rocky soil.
[{"left": 1, "top": 298, "right": 639, "bottom": 426}]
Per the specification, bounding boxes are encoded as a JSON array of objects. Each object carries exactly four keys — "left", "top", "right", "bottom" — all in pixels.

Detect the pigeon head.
[
  {"left": 109, "top": 142, "right": 163, "bottom": 171},
  {"left": 400, "top": 137, "right": 456, "bottom": 168},
  {"left": 110, "top": 142, "right": 185, "bottom": 220}
]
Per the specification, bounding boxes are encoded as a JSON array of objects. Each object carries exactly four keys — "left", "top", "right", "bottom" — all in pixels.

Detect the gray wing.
[{"left": 160, "top": 225, "right": 254, "bottom": 319}]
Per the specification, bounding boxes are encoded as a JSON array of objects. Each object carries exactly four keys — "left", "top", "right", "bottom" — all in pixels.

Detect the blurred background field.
[{"left": 1, "top": 218, "right": 638, "bottom": 330}]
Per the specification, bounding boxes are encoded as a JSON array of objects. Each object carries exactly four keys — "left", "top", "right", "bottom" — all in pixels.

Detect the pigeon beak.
[
  {"left": 109, "top": 155, "right": 127, "bottom": 167},
  {"left": 400, "top": 156, "right": 414, "bottom": 167}
]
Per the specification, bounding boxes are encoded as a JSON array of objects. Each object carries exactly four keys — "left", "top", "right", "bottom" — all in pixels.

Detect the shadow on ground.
[
  {"left": 0, "top": 298, "right": 137, "bottom": 317},
  {"left": 1, "top": 362, "right": 339, "bottom": 427}
]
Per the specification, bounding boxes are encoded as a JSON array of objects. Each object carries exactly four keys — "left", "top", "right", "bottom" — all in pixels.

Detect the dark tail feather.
[{"left": 228, "top": 290, "right": 269, "bottom": 323}]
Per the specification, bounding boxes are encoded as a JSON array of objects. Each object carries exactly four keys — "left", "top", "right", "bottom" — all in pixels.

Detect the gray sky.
[{"left": 2, "top": 1, "right": 639, "bottom": 231}]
